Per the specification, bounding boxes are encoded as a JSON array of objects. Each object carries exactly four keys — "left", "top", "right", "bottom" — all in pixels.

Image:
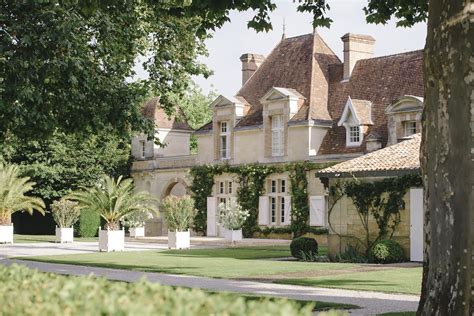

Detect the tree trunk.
[{"left": 418, "top": 0, "right": 473, "bottom": 314}]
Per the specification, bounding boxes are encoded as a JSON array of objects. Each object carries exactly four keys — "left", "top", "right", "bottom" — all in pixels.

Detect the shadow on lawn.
[{"left": 279, "top": 278, "right": 398, "bottom": 290}]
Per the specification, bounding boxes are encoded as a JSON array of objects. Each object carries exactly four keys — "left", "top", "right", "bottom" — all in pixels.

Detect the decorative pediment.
[
  {"left": 210, "top": 95, "right": 245, "bottom": 108},
  {"left": 260, "top": 87, "right": 305, "bottom": 104},
  {"left": 337, "top": 97, "right": 373, "bottom": 126},
  {"left": 385, "top": 95, "right": 424, "bottom": 114}
]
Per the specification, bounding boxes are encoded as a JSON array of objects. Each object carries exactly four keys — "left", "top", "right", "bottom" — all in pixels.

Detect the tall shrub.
[{"left": 75, "top": 209, "right": 100, "bottom": 237}]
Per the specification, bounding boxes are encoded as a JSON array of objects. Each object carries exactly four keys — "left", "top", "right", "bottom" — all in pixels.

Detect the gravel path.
[{"left": 1, "top": 259, "right": 419, "bottom": 315}]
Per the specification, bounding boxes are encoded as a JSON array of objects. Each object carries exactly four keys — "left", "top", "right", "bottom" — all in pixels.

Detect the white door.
[
  {"left": 410, "top": 188, "right": 424, "bottom": 262},
  {"left": 310, "top": 196, "right": 325, "bottom": 226}
]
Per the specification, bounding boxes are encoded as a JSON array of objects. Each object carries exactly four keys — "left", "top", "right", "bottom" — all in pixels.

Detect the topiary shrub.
[
  {"left": 369, "top": 239, "right": 405, "bottom": 263},
  {"left": 290, "top": 237, "right": 318, "bottom": 259},
  {"left": 75, "top": 208, "right": 100, "bottom": 237}
]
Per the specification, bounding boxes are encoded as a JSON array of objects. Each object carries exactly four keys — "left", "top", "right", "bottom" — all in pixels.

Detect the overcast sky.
[{"left": 191, "top": 0, "right": 427, "bottom": 97}]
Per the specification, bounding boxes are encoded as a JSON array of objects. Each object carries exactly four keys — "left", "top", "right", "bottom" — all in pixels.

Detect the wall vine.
[
  {"left": 328, "top": 174, "right": 422, "bottom": 255},
  {"left": 189, "top": 161, "right": 333, "bottom": 237}
]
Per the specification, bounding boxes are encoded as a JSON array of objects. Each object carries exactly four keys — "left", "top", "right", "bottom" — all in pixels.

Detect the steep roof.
[
  {"left": 319, "top": 50, "right": 424, "bottom": 155},
  {"left": 235, "top": 32, "right": 340, "bottom": 127},
  {"left": 317, "top": 134, "right": 421, "bottom": 177},
  {"left": 142, "top": 98, "right": 193, "bottom": 131}
]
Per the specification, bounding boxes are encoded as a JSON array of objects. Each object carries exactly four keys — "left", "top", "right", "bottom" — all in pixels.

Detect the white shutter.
[
  {"left": 206, "top": 197, "right": 217, "bottom": 236},
  {"left": 284, "top": 196, "right": 292, "bottom": 224},
  {"left": 258, "top": 196, "right": 269, "bottom": 225},
  {"left": 310, "top": 196, "right": 325, "bottom": 226}
]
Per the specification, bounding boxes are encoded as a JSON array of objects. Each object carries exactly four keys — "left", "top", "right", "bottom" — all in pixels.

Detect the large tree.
[{"left": 0, "top": 1, "right": 210, "bottom": 141}]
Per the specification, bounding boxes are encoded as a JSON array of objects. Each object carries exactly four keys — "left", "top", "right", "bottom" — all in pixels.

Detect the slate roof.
[
  {"left": 317, "top": 134, "right": 421, "bottom": 177},
  {"left": 142, "top": 97, "right": 193, "bottom": 131},
  {"left": 319, "top": 50, "right": 424, "bottom": 154},
  {"left": 351, "top": 99, "right": 373, "bottom": 125},
  {"left": 195, "top": 33, "right": 424, "bottom": 157}
]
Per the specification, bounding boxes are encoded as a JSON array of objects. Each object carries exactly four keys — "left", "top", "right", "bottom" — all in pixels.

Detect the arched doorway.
[{"left": 159, "top": 178, "right": 190, "bottom": 234}]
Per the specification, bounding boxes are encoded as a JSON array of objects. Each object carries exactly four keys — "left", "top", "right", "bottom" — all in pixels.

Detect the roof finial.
[{"left": 282, "top": 17, "right": 286, "bottom": 40}]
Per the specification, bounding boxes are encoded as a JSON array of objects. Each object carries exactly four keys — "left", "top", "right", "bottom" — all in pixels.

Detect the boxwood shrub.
[
  {"left": 369, "top": 239, "right": 406, "bottom": 264},
  {"left": 0, "top": 264, "right": 313, "bottom": 315},
  {"left": 290, "top": 237, "right": 318, "bottom": 259},
  {"left": 75, "top": 208, "right": 100, "bottom": 237}
]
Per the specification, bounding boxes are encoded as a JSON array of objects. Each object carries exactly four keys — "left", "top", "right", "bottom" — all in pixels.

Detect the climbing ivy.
[
  {"left": 189, "top": 161, "right": 333, "bottom": 237},
  {"left": 329, "top": 174, "right": 422, "bottom": 255}
]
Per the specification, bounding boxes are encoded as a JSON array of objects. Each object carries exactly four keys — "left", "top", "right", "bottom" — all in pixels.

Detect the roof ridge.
[{"left": 360, "top": 49, "right": 424, "bottom": 62}]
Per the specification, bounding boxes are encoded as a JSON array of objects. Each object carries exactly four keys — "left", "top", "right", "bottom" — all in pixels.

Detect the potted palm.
[
  {"left": 51, "top": 199, "right": 80, "bottom": 243},
  {"left": 68, "top": 175, "right": 156, "bottom": 252},
  {"left": 0, "top": 163, "right": 45, "bottom": 244},
  {"left": 218, "top": 201, "right": 249, "bottom": 243},
  {"left": 120, "top": 210, "right": 153, "bottom": 238},
  {"left": 161, "top": 195, "right": 196, "bottom": 249}
]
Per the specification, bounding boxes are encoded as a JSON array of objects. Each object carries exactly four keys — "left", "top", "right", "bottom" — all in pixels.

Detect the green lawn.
[
  {"left": 276, "top": 268, "right": 422, "bottom": 295},
  {"left": 23, "top": 247, "right": 353, "bottom": 279},
  {"left": 22, "top": 246, "right": 421, "bottom": 295},
  {"left": 378, "top": 312, "right": 416, "bottom": 316},
  {"left": 13, "top": 234, "right": 97, "bottom": 243}
]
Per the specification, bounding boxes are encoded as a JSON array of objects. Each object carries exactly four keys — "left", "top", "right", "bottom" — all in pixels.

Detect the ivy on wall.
[
  {"left": 329, "top": 174, "right": 422, "bottom": 254},
  {"left": 189, "top": 161, "right": 333, "bottom": 237}
]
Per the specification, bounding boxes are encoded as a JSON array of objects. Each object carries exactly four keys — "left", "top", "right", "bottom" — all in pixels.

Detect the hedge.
[
  {"left": 0, "top": 264, "right": 313, "bottom": 316},
  {"left": 369, "top": 239, "right": 406, "bottom": 264},
  {"left": 75, "top": 208, "right": 100, "bottom": 237},
  {"left": 290, "top": 237, "right": 318, "bottom": 259}
]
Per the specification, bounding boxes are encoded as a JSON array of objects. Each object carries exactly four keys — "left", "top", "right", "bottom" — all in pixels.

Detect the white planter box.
[
  {"left": 0, "top": 225, "right": 13, "bottom": 244},
  {"left": 129, "top": 227, "right": 145, "bottom": 238},
  {"left": 99, "top": 229, "right": 125, "bottom": 252},
  {"left": 55, "top": 227, "right": 74, "bottom": 243},
  {"left": 225, "top": 229, "right": 243, "bottom": 243},
  {"left": 168, "top": 230, "right": 190, "bottom": 249}
]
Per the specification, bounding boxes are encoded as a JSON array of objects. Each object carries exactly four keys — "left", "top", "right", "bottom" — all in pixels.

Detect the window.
[
  {"left": 219, "top": 182, "right": 225, "bottom": 194},
  {"left": 267, "top": 177, "right": 289, "bottom": 226},
  {"left": 216, "top": 180, "right": 235, "bottom": 207},
  {"left": 220, "top": 121, "right": 230, "bottom": 159},
  {"left": 349, "top": 126, "right": 360, "bottom": 144},
  {"left": 270, "top": 197, "right": 277, "bottom": 224},
  {"left": 139, "top": 140, "right": 146, "bottom": 159},
  {"left": 271, "top": 115, "right": 284, "bottom": 156},
  {"left": 280, "top": 197, "right": 285, "bottom": 223},
  {"left": 271, "top": 180, "right": 277, "bottom": 193},
  {"left": 404, "top": 121, "right": 417, "bottom": 137}
]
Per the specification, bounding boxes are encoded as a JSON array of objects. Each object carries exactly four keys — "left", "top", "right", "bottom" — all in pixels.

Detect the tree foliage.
[{"left": 0, "top": 1, "right": 210, "bottom": 142}]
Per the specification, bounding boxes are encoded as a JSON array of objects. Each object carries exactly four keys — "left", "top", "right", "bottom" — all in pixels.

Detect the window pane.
[
  {"left": 281, "top": 180, "right": 286, "bottom": 193},
  {"left": 281, "top": 197, "right": 285, "bottom": 223},
  {"left": 271, "top": 180, "right": 277, "bottom": 193},
  {"left": 270, "top": 197, "right": 276, "bottom": 223},
  {"left": 349, "top": 126, "right": 360, "bottom": 143},
  {"left": 404, "top": 121, "right": 417, "bottom": 136}
]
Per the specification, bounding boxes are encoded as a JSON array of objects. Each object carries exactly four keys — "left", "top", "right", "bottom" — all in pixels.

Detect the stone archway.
[{"left": 158, "top": 177, "right": 190, "bottom": 234}]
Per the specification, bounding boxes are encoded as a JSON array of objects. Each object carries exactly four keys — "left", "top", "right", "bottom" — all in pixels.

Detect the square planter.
[
  {"left": 129, "top": 226, "right": 145, "bottom": 238},
  {"left": 0, "top": 224, "right": 13, "bottom": 244},
  {"left": 225, "top": 229, "right": 243, "bottom": 243},
  {"left": 55, "top": 227, "right": 74, "bottom": 243},
  {"left": 168, "top": 230, "right": 190, "bottom": 249},
  {"left": 99, "top": 229, "right": 125, "bottom": 252}
]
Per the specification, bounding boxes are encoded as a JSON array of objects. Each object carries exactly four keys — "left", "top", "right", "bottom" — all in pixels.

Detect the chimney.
[
  {"left": 341, "top": 33, "right": 375, "bottom": 80},
  {"left": 240, "top": 53, "right": 265, "bottom": 86}
]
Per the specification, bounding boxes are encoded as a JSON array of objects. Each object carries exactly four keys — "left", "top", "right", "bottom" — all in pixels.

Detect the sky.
[{"left": 192, "top": 0, "right": 427, "bottom": 97}]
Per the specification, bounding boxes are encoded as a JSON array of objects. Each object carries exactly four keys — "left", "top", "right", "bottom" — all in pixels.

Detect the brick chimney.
[
  {"left": 240, "top": 53, "right": 265, "bottom": 86},
  {"left": 341, "top": 33, "right": 375, "bottom": 80}
]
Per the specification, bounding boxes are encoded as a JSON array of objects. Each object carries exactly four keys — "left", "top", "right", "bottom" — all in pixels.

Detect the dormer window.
[
  {"left": 220, "top": 121, "right": 230, "bottom": 159},
  {"left": 404, "top": 121, "right": 417, "bottom": 137},
  {"left": 271, "top": 115, "right": 284, "bottom": 156},
  {"left": 348, "top": 126, "right": 361, "bottom": 144},
  {"left": 337, "top": 97, "right": 373, "bottom": 148}
]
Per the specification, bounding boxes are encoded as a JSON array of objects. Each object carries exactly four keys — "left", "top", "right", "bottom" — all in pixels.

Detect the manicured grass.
[
  {"left": 23, "top": 247, "right": 354, "bottom": 279},
  {"left": 165, "top": 245, "right": 305, "bottom": 259},
  {"left": 378, "top": 312, "right": 416, "bottom": 316},
  {"left": 13, "top": 234, "right": 97, "bottom": 243},
  {"left": 276, "top": 268, "right": 422, "bottom": 295}
]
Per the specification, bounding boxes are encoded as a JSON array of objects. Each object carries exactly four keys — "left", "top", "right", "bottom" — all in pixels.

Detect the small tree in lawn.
[
  {"left": 218, "top": 201, "right": 249, "bottom": 243},
  {"left": 162, "top": 195, "right": 196, "bottom": 249},
  {"left": 0, "top": 163, "right": 45, "bottom": 225},
  {"left": 68, "top": 176, "right": 157, "bottom": 231},
  {"left": 51, "top": 199, "right": 80, "bottom": 229}
]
